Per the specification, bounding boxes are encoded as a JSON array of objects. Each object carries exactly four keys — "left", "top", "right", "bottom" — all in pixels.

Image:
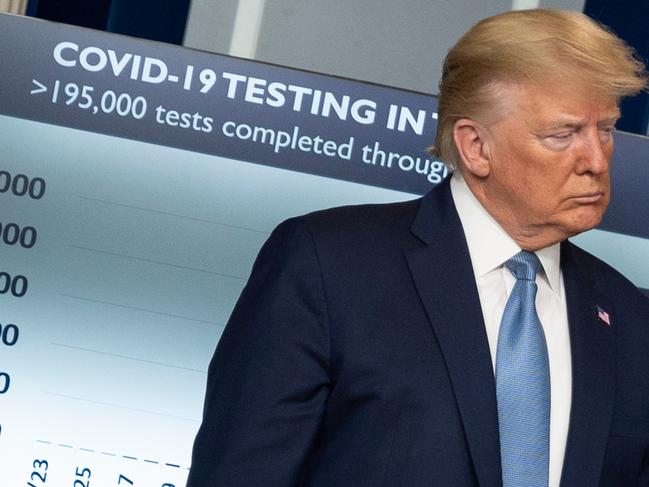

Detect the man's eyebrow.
[
  {"left": 598, "top": 113, "right": 621, "bottom": 126},
  {"left": 544, "top": 111, "right": 621, "bottom": 130},
  {"left": 545, "top": 118, "right": 585, "bottom": 130},
  {"left": 598, "top": 108, "right": 622, "bottom": 123}
]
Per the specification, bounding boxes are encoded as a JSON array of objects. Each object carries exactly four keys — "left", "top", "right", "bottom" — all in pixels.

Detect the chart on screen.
[{"left": 0, "top": 115, "right": 416, "bottom": 486}]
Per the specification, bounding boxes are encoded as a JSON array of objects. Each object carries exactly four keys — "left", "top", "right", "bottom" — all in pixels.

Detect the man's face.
[{"left": 479, "top": 82, "right": 620, "bottom": 247}]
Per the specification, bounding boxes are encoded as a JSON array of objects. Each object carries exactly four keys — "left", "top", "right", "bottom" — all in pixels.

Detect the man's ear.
[{"left": 453, "top": 118, "right": 491, "bottom": 178}]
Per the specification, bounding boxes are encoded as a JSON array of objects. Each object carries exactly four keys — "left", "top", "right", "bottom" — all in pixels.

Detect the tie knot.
[{"left": 505, "top": 250, "right": 541, "bottom": 281}]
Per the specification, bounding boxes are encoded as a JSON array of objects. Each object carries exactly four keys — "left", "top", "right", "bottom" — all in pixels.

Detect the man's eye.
[
  {"left": 541, "top": 132, "right": 575, "bottom": 150},
  {"left": 540, "top": 131, "right": 576, "bottom": 150},
  {"left": 599, "top": 127, "right": 615, "bottom": 142},
  {"left": 550, "top": 133, "right": 573, "bottom": 140}
]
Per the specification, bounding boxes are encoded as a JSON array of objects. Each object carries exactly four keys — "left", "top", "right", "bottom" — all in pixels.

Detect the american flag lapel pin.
[{"left": 596, "top": 305, "right": 611, "bottom": 326}]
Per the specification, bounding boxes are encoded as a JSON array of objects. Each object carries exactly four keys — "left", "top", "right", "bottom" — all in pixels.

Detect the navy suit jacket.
[{"left": 187, "top": 178, "right": 649, "bottom": 486}]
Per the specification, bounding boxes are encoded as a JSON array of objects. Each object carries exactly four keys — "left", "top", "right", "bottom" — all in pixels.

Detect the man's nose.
[{"left": 576, "top": 128, "right": 611, "bottom": 175}]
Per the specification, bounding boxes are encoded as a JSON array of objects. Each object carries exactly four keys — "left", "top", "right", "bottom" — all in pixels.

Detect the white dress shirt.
[{"left": 450, "top": 172, "right": 572, "bottom": 487}]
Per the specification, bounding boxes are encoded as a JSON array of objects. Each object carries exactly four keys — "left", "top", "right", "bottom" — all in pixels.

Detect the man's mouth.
[{"left": 573, "top": 192, "right": 605, "bottom": 204}]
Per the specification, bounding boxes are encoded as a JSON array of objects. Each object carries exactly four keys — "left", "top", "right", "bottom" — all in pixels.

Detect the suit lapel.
[
  {"left": 559, "top": 242, "right": 616, "bottom": 487},
  {"left": 405, "top": 180, "right": 503, "bottom": 487},
  {"left": 404, "top": 182, "right": 617, "bottom": 486}
]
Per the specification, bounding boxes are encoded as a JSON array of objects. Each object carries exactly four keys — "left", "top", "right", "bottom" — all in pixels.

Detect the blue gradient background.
[{"left": 0, "top": 115, "right": 415, "bottom": 485}]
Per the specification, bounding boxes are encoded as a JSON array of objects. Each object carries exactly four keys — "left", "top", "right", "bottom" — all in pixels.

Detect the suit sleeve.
[{"left": 186, "top": 217, "right": 332, "bottom": 487}]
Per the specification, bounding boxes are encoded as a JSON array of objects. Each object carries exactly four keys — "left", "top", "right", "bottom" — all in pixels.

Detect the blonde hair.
[{"left": 431, "top": 9, "right": 648, "bottom": 168}]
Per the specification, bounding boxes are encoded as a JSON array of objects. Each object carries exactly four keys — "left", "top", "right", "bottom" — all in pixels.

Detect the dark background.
[{"left": 25, "top": 0, "right": 649, "bottom": 135}]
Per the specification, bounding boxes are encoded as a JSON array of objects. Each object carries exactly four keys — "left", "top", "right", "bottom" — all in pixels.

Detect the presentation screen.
[{"left": 1, "top": 13, "right": 647, "bottom": 487}]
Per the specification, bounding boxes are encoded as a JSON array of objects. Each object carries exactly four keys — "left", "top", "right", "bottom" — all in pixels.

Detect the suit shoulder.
[
  {"left": 278, "top": 197, "right": 423, "bottom": 242},
  {"left": 567, "top": 241, "right": 649, "bottom": 313}
]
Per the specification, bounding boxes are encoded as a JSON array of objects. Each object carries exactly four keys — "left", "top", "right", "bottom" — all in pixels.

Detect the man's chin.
[{"left": 564, "top": 209, "right": 607, "bottom": 237}]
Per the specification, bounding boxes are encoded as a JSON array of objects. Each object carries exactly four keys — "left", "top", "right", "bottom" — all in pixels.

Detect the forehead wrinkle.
[
  {"left": 529, "top": 105, "right": 620, "bottom": 132},
  {"left": 515, "top": 78, "right": 619, "bottom": 110}
]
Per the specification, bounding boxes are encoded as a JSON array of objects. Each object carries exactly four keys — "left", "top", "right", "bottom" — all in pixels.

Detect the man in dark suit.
[{"left": 187, "top": 9, "right": 648, "bottom": 486}]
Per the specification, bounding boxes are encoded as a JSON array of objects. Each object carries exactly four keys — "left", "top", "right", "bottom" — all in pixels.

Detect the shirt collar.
[{"left": 450, "top": 172, "right": 562, "bottom": 294}]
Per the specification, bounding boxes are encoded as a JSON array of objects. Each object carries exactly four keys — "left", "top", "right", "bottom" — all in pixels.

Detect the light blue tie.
[{"left": 496, "top": 250, "right": 550, "bottom": 487}]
